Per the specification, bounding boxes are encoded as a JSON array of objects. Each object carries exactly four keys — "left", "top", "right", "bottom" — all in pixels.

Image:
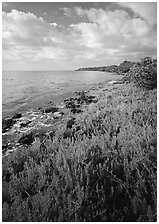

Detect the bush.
[
  {"left": 123, "top": 57, "right": 157, "bottom": 90},
  {"left": 2, "top": 83, "right": 157, "bottom": 222}
]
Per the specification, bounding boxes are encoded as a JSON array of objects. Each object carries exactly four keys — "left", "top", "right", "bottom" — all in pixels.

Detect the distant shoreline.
[{"left": 76, "top": 60, "right": 135, "bottom": 74}]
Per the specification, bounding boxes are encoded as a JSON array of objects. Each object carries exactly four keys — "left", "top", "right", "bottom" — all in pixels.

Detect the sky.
[{"left": 2, "top": 2, "right": 157, "bottom": 71}]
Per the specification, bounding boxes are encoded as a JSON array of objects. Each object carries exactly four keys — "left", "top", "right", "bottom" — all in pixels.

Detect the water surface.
[{"left": 3, "top": 70, "right": 121, "bottom": 116}]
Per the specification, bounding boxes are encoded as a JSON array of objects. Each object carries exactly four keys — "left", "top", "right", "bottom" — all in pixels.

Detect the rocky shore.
[
  {"left": 2, "top": 57, "right": 157, "bottom": 222},
  {"left": 2, "top": 82, "right": 111, "bottom": 157},
  {"left": 2, "top": 80, "right": 157, "bottom": 222}
]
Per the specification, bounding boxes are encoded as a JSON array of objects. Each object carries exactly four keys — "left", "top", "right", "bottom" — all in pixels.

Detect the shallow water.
[{"left": 3, "top": 70, "right": 121, "bottom": 116}]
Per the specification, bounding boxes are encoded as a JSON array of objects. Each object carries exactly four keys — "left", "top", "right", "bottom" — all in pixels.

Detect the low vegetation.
[
  {"left": 2, "top": 58, "right": 157, "bottom": 221},
  {"left": 122, "top": 57, "right": 157, "bottom": 90}
]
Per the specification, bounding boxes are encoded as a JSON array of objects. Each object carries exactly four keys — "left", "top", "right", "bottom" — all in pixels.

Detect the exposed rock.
[
  {"left": 71, "top": 108, "right": 82, "bottom": 114},
  {"left": 2, "top": 144, "right": 9, "bottom": 152},
  {"left": 2, "top": 118, "right": 15, "bottom": 133},
  {"left": 18, "top": 132, "right": 35, "bottom": 146},
  {"left": 88, "top": 95, "right": 96, "bottom": 99},
  {"left": 12, "top": 113, "right": 22, "bottom": 119},
  {"left": 20, "top": 120, "right": 32, "bottom": 128},
  {"left": 42, "top": 107, "right": 58, "bottom": 113},
  {"left": 65, "top": 101, "right": 76, "bottom": 109},
  {"left": 64, "top": 92, "right": 97, "bottom": 114}
]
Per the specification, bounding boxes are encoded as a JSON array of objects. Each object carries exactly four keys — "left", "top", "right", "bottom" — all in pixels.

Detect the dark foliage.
[{"left": 122, "top": 57, "right": 157, "bottom": 90}]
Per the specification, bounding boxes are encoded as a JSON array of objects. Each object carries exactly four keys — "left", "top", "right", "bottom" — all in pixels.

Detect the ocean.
[{"left": 2, "top": 70, "right": 121, "bottom": 117}]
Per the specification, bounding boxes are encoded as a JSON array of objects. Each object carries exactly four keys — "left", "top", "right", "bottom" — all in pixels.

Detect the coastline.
[
  {"left": 2, "top": 74, "right": 122, "bottom": 118},
  {"left": 2, "top": 76, "right": 157, "bottom": 221},
  {"left": 2, "top": 77, "right": 123, "bottom": 157}
]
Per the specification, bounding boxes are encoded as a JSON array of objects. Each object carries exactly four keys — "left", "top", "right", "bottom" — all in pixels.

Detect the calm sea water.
[{"left": 2, "top": 70, "right": 121, "bottom": 116}]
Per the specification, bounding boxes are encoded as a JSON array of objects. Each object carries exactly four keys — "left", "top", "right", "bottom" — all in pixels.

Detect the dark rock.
[
  {"left": 2, "top": 144, "right": 8, "bottom": 152},
  {"left": 12, "top": 113, "right": 22, "bottom": 119},
  {"left": 20, "top": 120, "right": 32, "bottom": 127},
  {"left": 18, "top": 132, "right": 35, "bottom": 146},
  {"left": 75, "top": 104, "right": 80, "bottom": 108},
  {"left": 38, "top": 107, "right": 42, "bottom": 110},
  {"left": 71, "top": 108, "right": 82, "bottom": 114},
  {"left": 65, "top": 101, "right": 76, "bottom": 109},
  {"left": 88, "top": 95, "right": 96, "bottom": 99},
  {"left": 66, "top": 118, "right": 76, "bottom": 129},
  {"left": 43, "top": 107, "right": 58, "bottom": 113},
  {"left": 2, "top": 118, "right": 15, "bottom": 133}
]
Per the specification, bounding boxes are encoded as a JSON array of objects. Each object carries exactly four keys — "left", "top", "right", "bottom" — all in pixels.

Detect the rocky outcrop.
[
  {"left": 2, "top": 91, "right": 98, "bottom": 156},
  {"left": 12, "top": 113, "right": 22, "bottom": 119},
  {"left": 64, "top": 91, "right": 97, "bottom": 114},
  {"left": 18, "top": 132, "right": 35, "bottom": 146},
  {"left": 2, "top": 118, "right": 15, "bottom": 133},
  {"left": 42, "top": 107, "right": 58, "bottom": 113}
]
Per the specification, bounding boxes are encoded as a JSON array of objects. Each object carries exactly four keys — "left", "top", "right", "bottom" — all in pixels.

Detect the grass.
[{"left": 2, "top": 82, "right": 157, "bottom": 222}]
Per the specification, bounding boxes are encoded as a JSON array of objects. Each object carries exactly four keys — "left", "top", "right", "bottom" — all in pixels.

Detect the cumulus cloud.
[
  {"left": 2, "top": 9, "right": 61, "bottom": 47},
  {"left": 2, "top": 9, "right": 71, "bottom": 65},
  {"left": 118, "top": 2, "right": 157, "bottom": 25},
  {"left": 70, "top": 7, "right": 156, "bottom": 58},
  {"left": 2, "top": 4, "right": 157, "bottom": 70}
]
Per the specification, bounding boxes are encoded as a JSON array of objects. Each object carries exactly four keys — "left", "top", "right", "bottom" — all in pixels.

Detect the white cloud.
[
  {"left": 2, "top": 4, "right": 157, "bottom": 70},
  {"left": 2, "top": 9, "right": 69, "bottom": 65},
  {"left": 118, "top": 2, "right": 157, "bottom": 25},
  {"left": 2, "top": 9, "right": 60, "bottom": 47},
  {"left": 71, "top": 7, "right": 156, "bottom": 56}
]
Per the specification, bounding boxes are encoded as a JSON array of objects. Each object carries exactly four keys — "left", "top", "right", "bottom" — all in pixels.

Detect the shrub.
[
  {"left": 123, "top": 57, "right": 157, "bottom": 90},
  {"left": 2, "top": 83, "right": 157, "bottom": 222}
]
